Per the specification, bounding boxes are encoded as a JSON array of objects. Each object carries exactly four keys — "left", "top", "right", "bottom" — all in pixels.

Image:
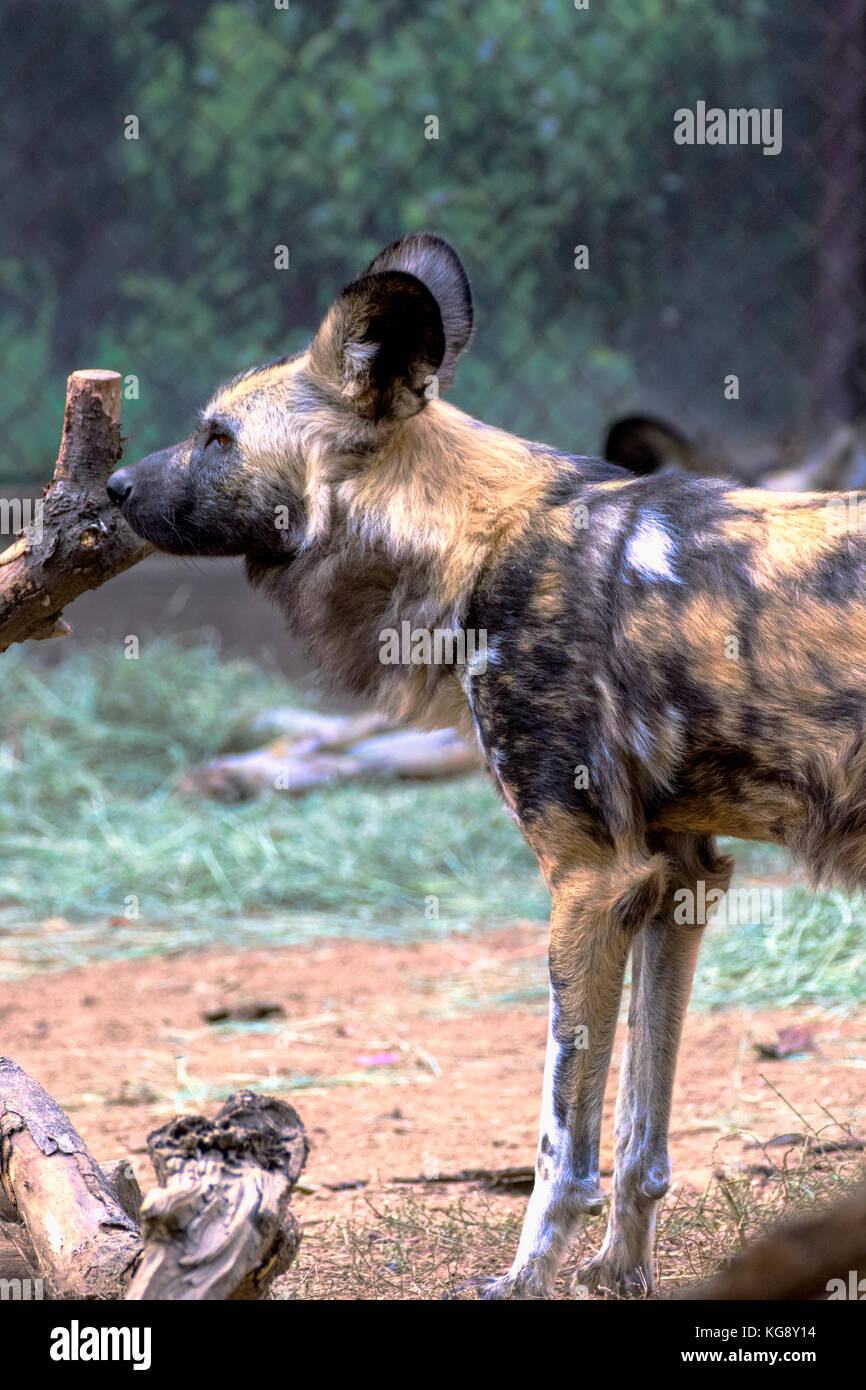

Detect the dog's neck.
[
  {"left": 331, "top": 401, "right": 560, "bottom": 595},
  {"left": 250, "top": 402, "right": 572, "bottom": 728}
]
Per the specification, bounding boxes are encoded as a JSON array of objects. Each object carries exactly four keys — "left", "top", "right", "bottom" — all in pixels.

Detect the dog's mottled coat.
[{"left": 108, "top": 234, "right": 866, "bottom": 1297}]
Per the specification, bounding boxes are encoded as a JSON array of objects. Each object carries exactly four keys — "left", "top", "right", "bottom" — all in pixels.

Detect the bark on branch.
[
  {"left": 1, "top": 1061, "right": 307, "bottom": 1301},
  {"left": 0, "top": 369, "right": 152, "bottom": 653},
  {"left": 0, "top": 1056, "right": 142, "bottom": 1299}
]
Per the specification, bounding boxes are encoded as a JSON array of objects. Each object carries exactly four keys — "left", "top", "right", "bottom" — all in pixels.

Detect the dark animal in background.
[
  {"left": 603, "top": 414, "right": 700, "bottom": 477},
  {"left": 109, "top": 233, "right": 866, "bottom": 1297},
  {"left": 603, "top": 411, "right": 866, "bottom": 493}
]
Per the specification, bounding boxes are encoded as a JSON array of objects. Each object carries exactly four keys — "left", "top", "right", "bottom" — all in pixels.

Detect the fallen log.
[
  {"left": 0, "top": 369, "right": 152, "bottom": 652},
  {"left": 0, "top": 1158, "right": 140, "bottom": 1297},
  {"left": 1, "top": 1061, "right": 307, "bottom": 1300},
  {"left": 0, "top": 1057, "right": 142, "bottom": 1299},
  {"left": 182, "top": 719, "right": 480, "bottom": 801},
  {"left": 126, "top": 1090, "right": 308, "bottom": 1301}
]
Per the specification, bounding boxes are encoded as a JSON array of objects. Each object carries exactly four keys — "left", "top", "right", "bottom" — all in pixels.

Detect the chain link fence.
[{"left": 1, "top": 0, "right": 864, "bottom": 485}]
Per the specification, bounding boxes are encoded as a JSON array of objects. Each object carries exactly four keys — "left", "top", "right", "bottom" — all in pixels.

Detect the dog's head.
[{"left": 107, "top": 234, "right": 473, "bottom": 560}]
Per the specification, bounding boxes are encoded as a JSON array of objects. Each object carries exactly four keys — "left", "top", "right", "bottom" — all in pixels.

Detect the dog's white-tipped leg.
[{"left": 486, "top": 853, "right": 667, "bottom": 1299}]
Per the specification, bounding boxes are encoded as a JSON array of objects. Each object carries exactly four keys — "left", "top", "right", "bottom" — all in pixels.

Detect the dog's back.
[{"left": 468, "top": 470, "right": 866, "bottom": 887}]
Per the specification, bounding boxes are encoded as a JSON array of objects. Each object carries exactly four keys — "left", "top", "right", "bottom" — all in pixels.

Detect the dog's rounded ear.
[
  {"left": 362, "top": 234, "right": 473, "bottom": 388},
  {"left": 310, "top": 234, "right": 473, "bottom": 423}
]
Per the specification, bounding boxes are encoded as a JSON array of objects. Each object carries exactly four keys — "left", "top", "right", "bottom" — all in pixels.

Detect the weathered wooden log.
[
  {"left": 681, "top": 1180, "right": 866, "bottom": 1300},
  {"left": 126, "top": 1090, "right": 308, "bottom": 1301},
  {"left": 183, "top": 718, "right": 480, "bottom": 801},
  {"left": 0, "top": 1057, "right": 142, "bottom": 1299},
  {"left": 0, "top": 369, "right": 152, "bottom": 652},
  {"left": 1, "top": 1062, "right": 306, "bottom": 1301},
  {"left": 0, "top": 1153, "right": 141, "bottom": 1298}
]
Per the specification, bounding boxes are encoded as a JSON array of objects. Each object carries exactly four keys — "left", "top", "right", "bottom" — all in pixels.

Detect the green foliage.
[{"left": 0, "top": 0, "right": 822, "bottom": 479}]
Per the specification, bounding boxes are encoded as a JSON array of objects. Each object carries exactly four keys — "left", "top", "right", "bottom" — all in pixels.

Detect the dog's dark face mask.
[{"left": 106, "top": 368, "right": 309, "bottom": 564}]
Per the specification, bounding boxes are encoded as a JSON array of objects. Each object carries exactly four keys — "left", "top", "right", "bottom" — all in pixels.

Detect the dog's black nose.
[{"left": 106, "top": 471, "right": 133, "bottom": 504}]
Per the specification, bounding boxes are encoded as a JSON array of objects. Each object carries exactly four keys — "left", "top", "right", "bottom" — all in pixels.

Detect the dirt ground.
[{"left": 2, "top": 920, "right": 864, "bottom": 1297}]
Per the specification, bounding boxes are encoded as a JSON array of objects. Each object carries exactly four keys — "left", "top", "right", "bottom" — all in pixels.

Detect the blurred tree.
[{"left": 0, "top": 0, "right": 854, "bottom": 480}]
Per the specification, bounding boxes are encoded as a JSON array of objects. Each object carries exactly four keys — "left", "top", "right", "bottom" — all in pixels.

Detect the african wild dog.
[{"left": 108, "top": 234, "right": 866, "bottom": 1298}]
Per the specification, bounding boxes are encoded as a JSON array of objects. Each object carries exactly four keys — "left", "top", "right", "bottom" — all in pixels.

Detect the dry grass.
[{"left": 273, "top": 1111, "right": 865, "bottom": 1300}]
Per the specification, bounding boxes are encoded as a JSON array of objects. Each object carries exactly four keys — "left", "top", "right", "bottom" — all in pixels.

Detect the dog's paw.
[
  {"left": 574, "top": 1254, "right": 652, "bottom": 1299},
  {"left": 473, "top": 1271, "right": 549, "bottom": 1300}
]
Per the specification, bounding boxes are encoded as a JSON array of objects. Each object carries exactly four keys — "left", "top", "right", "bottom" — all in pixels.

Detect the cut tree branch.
[
  {"left": 1, "top": 1061, "right": 308, "bottom": 1301},
  {"left": 0, "top": 1056, "right": 142, "bottom": 1299},
  {"left": 0, "top": 369, "right": 152, "bottom": 653}
]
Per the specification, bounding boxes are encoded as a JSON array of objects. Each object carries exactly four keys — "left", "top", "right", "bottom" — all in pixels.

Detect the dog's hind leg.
[
  {"left": 482, "top": 848, "right": 669, "bottom": 1299},
  {"left": 578, "top": 833, "right": 733, "bottom": 1297}
]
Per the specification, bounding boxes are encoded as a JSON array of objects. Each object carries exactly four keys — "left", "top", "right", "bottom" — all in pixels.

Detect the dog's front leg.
[{"left": 482, "top": 853, "right": 668, "bottom": 1299}]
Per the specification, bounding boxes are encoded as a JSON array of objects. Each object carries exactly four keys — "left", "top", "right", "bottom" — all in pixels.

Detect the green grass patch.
[
  {"left": 0, "top": 638, "right": 546, "bottom": 944},
  {"left": 0, "top": 637, "right": 864, "bottom": 1007}
]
